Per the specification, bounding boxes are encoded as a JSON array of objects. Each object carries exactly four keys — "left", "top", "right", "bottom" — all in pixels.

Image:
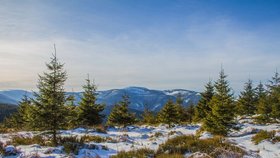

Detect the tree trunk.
[{"left": 53, "top": 129, "right": 57, "bottom": 146}]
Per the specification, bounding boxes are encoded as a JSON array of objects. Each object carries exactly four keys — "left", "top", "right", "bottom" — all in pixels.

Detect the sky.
[{"left": 0, "top": 0, "right": 280, "bottom": 93}]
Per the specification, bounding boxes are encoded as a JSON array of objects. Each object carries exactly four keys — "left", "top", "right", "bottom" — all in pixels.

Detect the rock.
[
  {"left": 84, "top": 143, "right": 99, "bottom": 150},
  {"left": 141, "top": 134, "right": 149, "bottom": 139},
  {"left": 101, "top": 145, "right": 109, "bottom": 150},
  {"left": 186, "top": 152, "right": 211, "bottom": 158},
  {"left": 5, "top": 145, "right": 17, "bottom": 155},
  {"left": 44, "top": 147, "right": 54, "bottom": 154}
]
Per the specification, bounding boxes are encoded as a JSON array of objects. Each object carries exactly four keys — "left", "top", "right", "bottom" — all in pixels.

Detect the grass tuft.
[
  {"left": 157, "top": 135, "right": 245, "bottom": 157},
  {"left": 10, "top": 135, "right": 47, "bottom": 146},
  {"left": 252, "top": 130, "right": 280, "bottom": 144},
  {"left": 111, "top": 148, "right": 154, "bottom": 158}
]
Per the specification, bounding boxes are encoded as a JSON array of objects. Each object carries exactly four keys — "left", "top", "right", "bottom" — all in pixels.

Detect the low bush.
[
  {"left": 80, "top": 135, "right": 107, "bottom": 143},
  {"left": 210, "top": 147, "right": 244, "bottom": 158},
  {"left": 111, "top": 148, "right": 154, "bottom": 158},
  {"left": 10, "top": 135, "right": 47, "bottom": 146},
  {"left": 57, "top": 136, "right": 84, "bottom": 145},
  {"left": 156, "top": 153, "right": 184, "bottom": 158},
  {"left": 0, "top": 125, "right": 9, "bottom": 134},
  {"left": 168, "top": 131, "right": 177, "bottom": 136},
  {"left": 272, "top": 135, "right": 280, "bottom": 143},
  {"left": 252, "top": 130, "right": 280, "bottom": 144},
  {"left": 57, "top": 136, "right": 84, "bottom": 154},
  {"left": 95, "top": 126, "right": 107, "bottom": 134},
  {"left": 0, "top": 124, "right": 17, "bottom": 134},
  {"left": 0, "top": 142, "right": 5, "bottom": 156},
  {"left": 63, "top": 142, "right": 80, "bottom": 154},
  {"left": 153, "top": 132, "right": 164, "bottom": 138},
  {"left": 157, "top": 135, "right": 245, "bottom": 157}
]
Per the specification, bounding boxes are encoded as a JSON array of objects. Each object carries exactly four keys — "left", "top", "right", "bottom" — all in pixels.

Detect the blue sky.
[{"left": 0, "top": 0, "right": 280, "bottom": 93}]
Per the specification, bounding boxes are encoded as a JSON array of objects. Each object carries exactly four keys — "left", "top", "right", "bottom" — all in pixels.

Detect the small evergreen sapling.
[
  {"left": 255, "top": 82, "right": 271, "bottom": 123},
  {"left": 6, "top": 95, "right": 31, "bottom": 129},
  {"left": 157, "top": 99, "right": 180, "bottom": 127},
  {"left": 78, "top": 77, "right": 105, "bottom": 127},
  {"left": 194, "top": 81, "right": 214, "bottom": 122},
  {"left": 107, "top": 94, "right": 136, "bottom": 127},
  {"left": 141, "top": 104, "right": 157, "bottom": 125},
  {"left": 237, "top": 79, "right": 257, "bottom": 116}
]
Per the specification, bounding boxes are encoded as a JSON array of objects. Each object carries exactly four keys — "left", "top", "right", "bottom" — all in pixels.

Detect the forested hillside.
[{"left": 0, "top": 103, "right": 17, "bottom": 122}]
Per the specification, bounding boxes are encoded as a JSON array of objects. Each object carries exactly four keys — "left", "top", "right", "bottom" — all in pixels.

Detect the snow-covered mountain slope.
[{"left": 0, "top": 87, "right": 200, "bottom": 113}]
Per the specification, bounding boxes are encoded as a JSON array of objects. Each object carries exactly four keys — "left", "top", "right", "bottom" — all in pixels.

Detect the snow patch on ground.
[{"left": 1, "top": 120, "right": 280, "bottom": 158}]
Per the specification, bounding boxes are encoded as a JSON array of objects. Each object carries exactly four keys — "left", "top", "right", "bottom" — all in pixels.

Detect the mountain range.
[{"left": 0, "top": 87, "right": 201, "bottom": 114}]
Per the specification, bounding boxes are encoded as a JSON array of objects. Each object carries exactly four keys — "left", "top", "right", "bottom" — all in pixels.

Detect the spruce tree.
[
  {"left": 267, "top": 71, "right": 280, "bottom": 121},
  {"left": 107, "top": 94, "right": 135, "bottom": 127},
  {"left": 194, "top": 81, "right": 214, "bottom": 122},
  {"left": 175, "top": 94, "right": 195, "bottom": 123},
  {"left": 203, "top": 69, "right": 235, "bottom": 136},
  {"left": 32, "top": 52, "right": 68, "bottom": 145},
  {"left": 236, "top": 79, "right": 257, "bottom": 116},
  {"left": 65, "top": 94, "right": 78, "bottom": 128},
  {"left": 185, "top": 102, "right": 195, "bottom": 123},
  {"left": 255, "top": 82, "right": 272, "bottom": 123},
  {"left": 141, "top": 104, "right": 156, "bottom": 125},
  {"left": 175, "top": 94, "right": 185, "bottom": 122},
  {"left": 256, "top": 95, "right": 271, "bottom": 123},
  {"left": 157, "top": 99, "right": 180, "bottom": 127},
  {"left": 255, "top": 81, "right": 266, "bottom": 102},
  {"left": 6, "top": 95, "right": 31, "bottom": 129},
  {"left": 267, "top": 71, "right": 280, "bottom": 90},
  {"left": 78, "top": 77, "right": 105, "bottom": 127}
]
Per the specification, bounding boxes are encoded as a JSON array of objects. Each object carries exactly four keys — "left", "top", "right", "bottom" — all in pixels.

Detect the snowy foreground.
[{"left": 0, "top": 120, "right": 280, "bottom": 158}]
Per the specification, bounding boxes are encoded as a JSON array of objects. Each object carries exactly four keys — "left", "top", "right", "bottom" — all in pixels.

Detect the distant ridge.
[{"left": 0, "top": 87, "right": 201, "bottom": 114}]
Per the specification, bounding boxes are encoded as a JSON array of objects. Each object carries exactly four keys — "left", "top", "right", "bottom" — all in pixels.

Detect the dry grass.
[{"left": 157, "top": 135, "right": 245, "bottom": 157}]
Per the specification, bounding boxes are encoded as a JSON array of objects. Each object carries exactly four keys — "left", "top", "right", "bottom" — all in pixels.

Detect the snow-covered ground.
[
  {"left": 229, "top": 122, "right": 280, "bottom": 158},
  {"left": 0, "top": 120, "right": 279, "bottom": 158}
]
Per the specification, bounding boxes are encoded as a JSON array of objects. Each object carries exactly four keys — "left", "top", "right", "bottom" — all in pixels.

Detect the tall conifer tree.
[
  {"left": 32, "top": 48, "right": 67, "bottom": 145},
  {"left": 203, "top": 69, "right": 235, "bottom": 135},
  {"left": 267, "top": 71, "right": 280, "bottom": 120}
]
